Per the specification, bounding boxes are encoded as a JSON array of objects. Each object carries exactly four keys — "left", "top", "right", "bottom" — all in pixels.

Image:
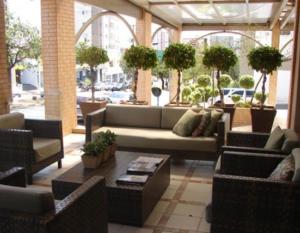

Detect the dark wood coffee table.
[{"left": 52, "top": 152, "right": 170, "bottom": 226}]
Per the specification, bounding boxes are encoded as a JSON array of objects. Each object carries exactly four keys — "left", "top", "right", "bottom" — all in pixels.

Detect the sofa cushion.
[
  {"left": 0, "top": 112, "right": 25, "bottom": 129},
  {"left": 33, "top": 138, "right": 61, "bottom": 162},
  {"left": 105, "top": 104, "right": 161, "bottom": 128},
  {"left": 0, "top": 184, "right": 55, "bottom": 214},
  {"left": 203, "top": 109, "right": 223, "bottom": 137},
  {"left": 264, "top": 126, "right": 285, "bottom": 150},
  {"left": 173, "top": 109, "right": 202, "bottom": 137},
  {"left": 269, "top": 154, "right": 294, "bottom": 181},
  {"left": 161, "top": 107, "right": 188, "bottom": 129},
  {"left": 93, "top": 126, "right": 217, "bottom": 152},
  {"left": 281, "top": 129, "right": 300, "bottom": 154},
  {"left": 292, "top": 148, "right": 300, "bottom": 183}
]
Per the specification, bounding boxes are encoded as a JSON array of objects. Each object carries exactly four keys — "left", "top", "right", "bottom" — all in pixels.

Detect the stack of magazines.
[{"left": 116, "top": 156, "right": 164, "bottom": 186}]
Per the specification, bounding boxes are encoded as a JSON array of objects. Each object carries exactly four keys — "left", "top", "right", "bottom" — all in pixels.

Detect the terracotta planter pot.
[
  {"left": 102, "top": 148, "right": 111, "bottom": 162},
  {"left": 110, "top": 143, "right": 117, "bottom": 157},
  {"left": 81, "top": 155, "right": 102, "bottom": 169},
  {"left": 233, "top": 107, "right": 251, "bottom": 127},
  {"left": 214, "top": 104, "right": 235, "bottom": 130},
  {"left": 79, "top": 101, "right": 107, "bottom": 122},
  {"left": 251, "top": 107, "right": 277, "bottom": 133}
]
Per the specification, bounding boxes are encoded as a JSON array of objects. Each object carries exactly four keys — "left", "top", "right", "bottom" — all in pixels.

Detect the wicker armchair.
[
  {"left": 211, "top": 151, "right": 300, "bottom": 233},
  {"left": 0, "top": 176, "right": 108, "bottom": 233},
  {"left": 0, "top": 113, "right": 64, "bottom": 184},
  {"left": 0, "top": 167, "right": 26, "bottom": 187},
  {"left": 222, "top": 129, "right": 300, "bottom": 155}
]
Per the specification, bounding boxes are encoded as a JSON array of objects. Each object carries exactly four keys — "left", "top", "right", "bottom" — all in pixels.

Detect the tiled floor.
[{"left": 32, "top": 134, "right": 213, "bottom": 233}]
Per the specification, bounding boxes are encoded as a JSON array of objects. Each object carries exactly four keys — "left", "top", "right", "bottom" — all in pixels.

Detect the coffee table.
[{"left": 52, "top": 152, "right": 170, "bottom": 226}]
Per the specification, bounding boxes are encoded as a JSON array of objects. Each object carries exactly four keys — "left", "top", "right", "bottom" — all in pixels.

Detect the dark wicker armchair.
[
  {"left": 222, "top": 129, "right": 300, "bottom": 155},
  {"left": 210, "top": 150, "right": 300, "bottom": 233},
  {"left": 0, "top": 167, "right": 26, "bottom": 187},
  {"left": 0, "top": 176, "right": 108, "bottom": 233},
  {"left": 0, "top": 113, "right": 64, "bottom": 184}
]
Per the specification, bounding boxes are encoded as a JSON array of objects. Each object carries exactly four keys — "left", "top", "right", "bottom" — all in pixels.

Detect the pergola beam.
[
  {"left": 245, "top": 0, "right": 251, "bottom": 25},
  {"left": 149, "top": 0, "right": 281, "bottom": 5},
  {"left": 281, "top": 7, "right": 295, "bottom": 29},
  {"left": 209, "top": 0, "right": 226, "bottom": 25},
  {"left": 173, "top": 0, "right": 202, "bottom": 25},
  {"left": 270, "top": 0, "right": 289, "bottom": 29}
]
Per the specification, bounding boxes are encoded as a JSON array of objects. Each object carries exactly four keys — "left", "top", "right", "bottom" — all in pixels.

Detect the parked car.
[{"left": 107, "top": 91, "right": 133, "bottom": 104}]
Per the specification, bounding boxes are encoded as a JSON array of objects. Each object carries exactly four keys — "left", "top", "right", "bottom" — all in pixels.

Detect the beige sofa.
[{"left": 86, "top": 105, "right": 230, "bottom": 161}]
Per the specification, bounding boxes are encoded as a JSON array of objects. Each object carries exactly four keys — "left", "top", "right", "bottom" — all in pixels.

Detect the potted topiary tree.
[
  {"left": 239, "top": 75, "right": 255, "bottom": 103},
  {"left": 76, "top": 42, "right": 109, "bottom": 121},
  {"left": 163, "top": 43, "right": 196, "bottom": 106},
  {"left": 247, "top": 46, "right": 283, "bottom": 132},
  {"left": 123, "top": 45, "right": 157, "bottom": 104}
]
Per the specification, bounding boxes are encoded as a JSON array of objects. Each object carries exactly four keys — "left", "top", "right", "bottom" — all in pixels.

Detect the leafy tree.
[
  {"left": 203, "top": 46, "right": 238, "bottom": 106},
  {"left": 120, "top": 56, "right": 135, "bottom": 81},
  {"left": 76, "top": 42, "right": 109, "bottom": 102},
  {"left": 5, "top": 12, "right": 41, "bottom": 83},
  {"left": 163, "top": 43, "right": 196, "bottom": 105},
  {"left": 247, "top": 46, "right": 283, "bottom": 108},
  {"left": 152, "top": 61, "right": 170, "bottom": 90},
  {"left": 123, "top": 45, "right": 157, "bottom": 101}
]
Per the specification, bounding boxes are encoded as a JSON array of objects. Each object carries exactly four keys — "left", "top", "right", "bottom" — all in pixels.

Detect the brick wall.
[
  {"left": 41, "top": 0, "right": 77, "bottom": 134},
  {"left": 0, "top": 0, "right": 10, "bottom": 114}
]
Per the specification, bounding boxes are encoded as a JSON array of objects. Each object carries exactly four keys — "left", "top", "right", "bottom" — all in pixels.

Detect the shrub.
[
  {"left": 197, "top": 74, "right": 211, "bottom": 87},
  {"left": 219, "top": 74, "right": 232, "bottom": 88},
  {"left": 239, "top": 75, "right": 255, "bottom": 101},
  {"left": 231, "top": 94, "right": 241, "bottom": 103}
]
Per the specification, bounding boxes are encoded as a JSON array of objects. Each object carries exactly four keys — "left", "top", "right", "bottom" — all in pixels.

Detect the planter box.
[
  {"left": 79, "top": 101, "right": 107, "bottom": 122},
  {"left": 81, "top": 155, "right": 102, "bottom": 169},
  {"left": 233, "top": 107, "right": 251, "bottom": 127}
]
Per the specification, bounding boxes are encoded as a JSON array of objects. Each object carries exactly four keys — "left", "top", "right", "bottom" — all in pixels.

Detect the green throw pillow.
[
  {"left": 173, "top": 109, "right": 202, "bottom": 137},
  {"left": 203, "top": 109, "right": 223, "bottom": 137},
  {"left": 264, "top": 126, "right": 285, "bottom": 150},
  {"left": 192, "top": 110, "right": 211, "bottom": 137}
]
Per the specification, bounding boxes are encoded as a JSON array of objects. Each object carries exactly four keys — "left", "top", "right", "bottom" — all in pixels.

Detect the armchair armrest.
[
  {"left": 86, "top": 108, "right": 106, "bottom": 142},
  {"left": 227, "top": 131, "right": 270, "bottom": 147},
  {"left": 212, "top": 174, "right": 300, "bottom": 233},
  {"left": 0, "top": 167, "right": 26, "bottom": 187},
  {"left": 0, "top": 129, "right": 34, "bottom": 171},
  {"left": 52, "top": 176, "right": 108, "bottom": 233},
  {"left": 221, "top": 145, "right": 283, "bottom": 154},
  {"left": 220, "top": 151, "right": 285, "bottom": 178},
  {"left": 216, "top": 113, "right": 230, "bottom": 151},
  {"left": 25, "top": 119, "right": 62, "bottom": 139}
]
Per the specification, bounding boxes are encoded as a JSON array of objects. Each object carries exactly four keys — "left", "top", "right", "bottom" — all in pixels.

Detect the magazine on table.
[
  {"left": 127, "top": 161, "right": 157, "bottom": 175},
  {"left": 133, "top": 156, "right": 164, "bottom": 165},
  {"left": 116, "top": 174, "right": 149, "bottom": 186}
]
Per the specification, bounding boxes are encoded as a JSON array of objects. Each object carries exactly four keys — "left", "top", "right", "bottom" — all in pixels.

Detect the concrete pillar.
[
  {"left": 268, "top": 21, "right": 280, "bottom": 106},
  {"left": 41, "top": 0, "right": 77, "bottom": 134},
  {"left": 0, "top": 0, "right": 9, "bottom": 114},
  {"left": 169, "top": 27, "right": 181, "bottom": 102},
  {"left": 136, "top": 10, "right": 152, "bottom": 104},
  {"left": 288, "top": 0, "right": 300, "bottom": 132}
]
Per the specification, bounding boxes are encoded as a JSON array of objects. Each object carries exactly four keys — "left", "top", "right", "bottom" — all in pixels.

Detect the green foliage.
[
  {"left": 255, "top": 92, "right": 268, "bottom": 104},
  {"left": 202, "top": 46, "right": 238, "bottom": 72},
  {"left": 5, "top": 12, "right": 41, "bottom": 70},
  {"left": 120, "top": 56, "right": 135, "bottom": 79},
  {"left": 123, "top": 45, "right": 157, "bottom": 70},
  {"left": 190, "top": 91, "right": 203, "bottom": 105},
  {"left": 231, "top": 94, "right": 241, "bottom": 103},
  {"left": 81, "top": 141, "right": 106, "bottom": 157},
  {"left": 163, "top": 43, "right": 196, "bottom": 72},
  {"left": 219, "top": 74, "right": 232, "bottom": 88},
  {"left": 239, "top": 75, "right": 255, "bottom": 89},
  {"left": 94, "top": 130, "right": 117, "bottom": 146},
  {"left": 181, "top": 86, "right": 192, "bottom": 101},
  {"left": 197, "top": 74, "right": 211, "bottom": 87},
  {"left": 247, "top": 46, "right": 283, "bottom": 74},
  {"left": 152, "top": 61, "right": 169, "bottom": 78},
  {"left": 208, "top": 87, "right": 219, "bottom": 97},
  {"left": 76, "top": 42, "right": 109, "bottom": 68},
  {"left": 236, "top": 101, "right": 251, "bottom": 108}
]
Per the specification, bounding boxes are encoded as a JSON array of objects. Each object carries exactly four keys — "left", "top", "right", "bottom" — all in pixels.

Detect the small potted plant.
[
  {"left": 76, "top": 42, "right": 109, "bottom": 121},
  {"left": 163, "top": 43, "right": 196, "bottom": 106},
  {"left": 247, "top": 46, "right": 283, "bottom": 132},
  {"left": 81, "top": 141, "right": 107, "bottom": 169},
  {"left": 123, "top": 45, "right": 157, "bottom": 104},
  {"left": 93, "top": 130, "right": 117, "bottom": 160}
]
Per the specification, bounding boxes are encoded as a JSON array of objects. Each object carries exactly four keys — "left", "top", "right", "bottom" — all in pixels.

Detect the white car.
[{"left": 108, "top": 91, "right": 133, "bottom": 104}]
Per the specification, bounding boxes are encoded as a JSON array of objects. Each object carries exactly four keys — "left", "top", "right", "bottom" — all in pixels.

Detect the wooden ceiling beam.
[{"left": 149, "top": 0, "right": 281, "bottom": 5}]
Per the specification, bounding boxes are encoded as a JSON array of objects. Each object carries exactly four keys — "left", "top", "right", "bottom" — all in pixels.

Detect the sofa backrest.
[
  {"left": 161, "top": 107, "right": 189, "bottom": 129},
  {"left": 0, "top": 112, "right": 25, "bottom": 129},
  {"left": 0, "top": 184, "right": 55, "bottom": 214},
  {"left": 281, "top": 129, "right": 300, "bottom": 154},
  {"left": 105, "top": 104, "right": 162, "bottom": 128}
]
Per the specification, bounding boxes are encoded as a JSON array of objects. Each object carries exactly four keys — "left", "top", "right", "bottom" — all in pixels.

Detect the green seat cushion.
[
  {"left": 0, "top": 112, "right": 25, "bottom": 129},
  {"left": 0, "top": 184, "right": 55, "bottom": 214},
  {"left": 264, "top": 126, "right": 285, "bottom": 150},
  {"left": 33, "top": 138, "right": 61, "bottom": 162},
  {"left": 172, "top": 109, "right": 202, "bottom": 137},
  {"left": 93, "top": 126, "right": 217, "bottom": 152},
  {"left": 192, "top": 110, "right": 211, "bottom": 137},
  {"left": 203, "top": 109, "right": 223, "bottom": 137}
]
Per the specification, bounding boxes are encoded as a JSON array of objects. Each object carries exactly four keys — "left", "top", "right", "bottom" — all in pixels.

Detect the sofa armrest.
[
  {"left": 227, "top": 131, "right": 270, "bottom": 147},
  {"left": 212, "top": 174, "right": 300, "bottom": 232},
  {"left": 216, "top": 113, "right": 230, "bottom": 151},
  {"left": 86, "top": 108, "right": 106, "bottom": 142},
  {"left": 0, "top": 129, "right": 34, "bottom": 171},
  {"left": 25, "top": 119, "right": 62, "bottom": 139},
  {"left": 52, "top": 176, "right": 108, "bottom": 233},
  {"left": 0, "top": 167, "right": 26, "bottom": 187},
  {"left": 221, "top": 145, "right": 283, "bottom": 155},
  {"left": 220, "top": 151, "right": 285, "bottom": 178}
]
